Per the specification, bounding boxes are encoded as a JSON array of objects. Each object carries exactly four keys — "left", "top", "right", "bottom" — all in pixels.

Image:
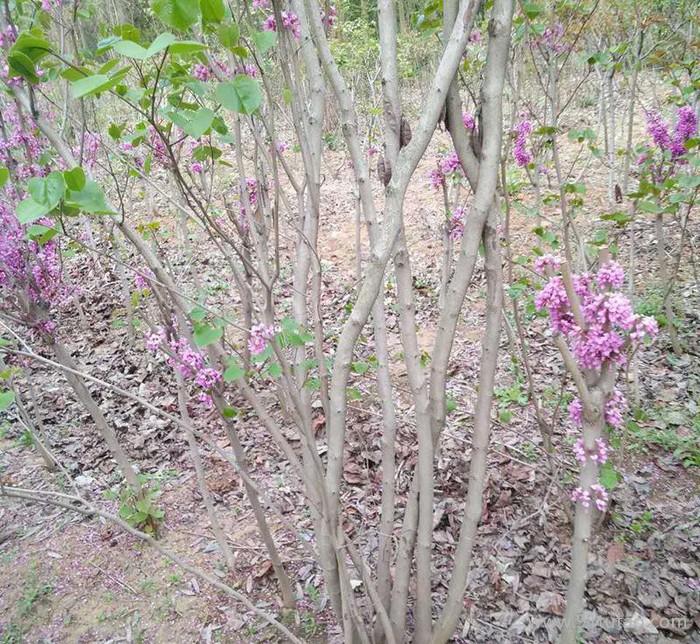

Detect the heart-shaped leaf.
[{"left": 215, "top": 75, "right": 262, "bottom": 115}]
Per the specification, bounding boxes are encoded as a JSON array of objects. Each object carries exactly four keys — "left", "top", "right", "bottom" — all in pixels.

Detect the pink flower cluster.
[
  {"left": 192, "top": 60, "right": 231, "bottom": 82},
  {"left": 573, "top": 437, "right": 609, "bottom": 464},
  {"left": 534, "top": 259, "right": 658, "bottom": 370},
  {"left": 468, "top": 29, "right": 482, "bottom": 44},
  {"left": 235, "top": 64, "right": 258, "bottom": 78},
  {"left": 146, "top": 328, "right": 223, "bottom": 405},
  {"left": 429, "top": 165, "right": 445, "bottom": 189},
  {"left": 148, "top": 126, "right": 172, "bottom": 168},
  {"left": 429, "top": 150, "right": 465, "bottom": 189},
  {"left": 263, "top": 11, "right": 301, "bottom": 40},
  {"left": 572, "top": 484, "right": 608, "bottom": 512},
  {"left": 235, "top": 178, "right": 260, "bottom": 232},
  {"left": 0, "top": 100, "right": 50, "bottom": 181},
  {"left": 447, "top": 206, "right": 466, "bottom": 241},
  {"left": 41, "top": 0, "right": 64, "bottom": 11},
  {"left": 645, "top": 106, "right": 698, "bottom": 161},
  {"left": 0, "top": 24, "right": 17, "bottom": 47},
  {"left": 462, "top": 112, "right": 476, "bottom": 131},
  {"left": 76, "top": 132, "right": 101, "bottom": 172},
  {"left": 134, "top": 268, "right": 154, "bottom": 290},
  {"left": 249, "top": 323, "right": 275, "bottom": 356},
  {"left": 512, "top": 117, "right": 532, "bottom": 167},
  {"left": 0, "top": 205, "right": 67, "bottom": 332},
  {"left": 321, "top": 5, "right": 337, "bottom": 29}
]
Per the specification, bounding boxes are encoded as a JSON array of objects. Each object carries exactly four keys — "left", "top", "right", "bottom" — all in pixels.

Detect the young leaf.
[
  {"left": 151, "top": 0, "right": 201, "bottom": 31},
  {"left": 0, "top": 167, "right": 8, "bottom": 189},
  {"left": 65, "top": 180, "right": 114, "bottom": 214},
  {"left": 16, "top": 198, "right": 49, "bottom": 224},
  {"left": 217, "top": 24, "right": 240, "bottom": 51},
  {"left": 0, "top": 390, "right": 16, "bottom": 411},
  {"left": 200, "top": 0, "right": 225, "bottom": 24},
  {"left": 215, "top": 75, "right": 262, "bottom": 114},
  {"left": 63, "top": 167, "right": 86, "bottom": 191},
  {"left": 28, "top": 172, "right": 64, "bottom": 210},
  {"left": 71, "top": 74, "right": 117, "bottom": 98},
  {"left": 223, "top": 359, "right": 244, "bottom": 382},
  {"left": 193, "top": 322, "right": 223, "bottom": 347},
  {"left": 7, "top": 51, "right": 39, "bottom": 83},
  {"left": 252, "top": 30, "right": 275, "bottom": 54},
  {"left": 187, "top": 107, "right": 216, "bottom": 138}
]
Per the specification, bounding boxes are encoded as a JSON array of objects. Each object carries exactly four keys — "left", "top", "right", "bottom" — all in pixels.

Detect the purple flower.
[
  {"left": 429, "top": 166, "right": 445, "bottom": 189},
  {"left": 590, "top": 484, "right": 609, "bottom": 511},
  {"left": 572, "top": 437, "right": 608, "bottom": 465},
  {"left": 249, "top": 323, "right": 275, "bottom": 356},
  {"left": 195, "top": 367, "right": 222, "bottom": 390},
  {"left": 646, "top": 110, "right": 671, "bottom": 151},
  {"left": 670, "top": 105, "right": 698, "bottom": 158},
  {"left": 447, "top": 206, "right": 466, "bottom": 241},
  {"left": 571, "top": 487, "right": 591, "bottom": 509},
  {"left": 569, "top": 398, "right": 583, "bottom": 426},
  {"left": 513, "top": 118, "right": 532, "bottom": 167},
  {"left": 441, "top": 151, "right": 462, "bottom": 175},
  {"left": 534, "top": 254, "right": 561, "bottom": 275},
  {"left": 192, "top": 63, "right": 211, "bottom": 81},
  {"left": 596, "top": 260, "right": 625, "bottom": 290},
  {"left": 462, "top": 112, "right": 476, "bottom": 131},
  {"left": 146, "top": 327, "right": 166, "bottom": 352}
]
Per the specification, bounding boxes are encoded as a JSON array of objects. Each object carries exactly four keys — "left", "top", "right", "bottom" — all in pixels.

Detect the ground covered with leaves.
[{"left": 1, "top": 143, "right": 699, "bottom": 643}]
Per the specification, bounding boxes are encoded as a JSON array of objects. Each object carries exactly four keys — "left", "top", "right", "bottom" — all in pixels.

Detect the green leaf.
[
  {"left": 65, "top": 180, "right": 114, "bottom": 214},
  {"left": 217, "top": 23, "right": 240, "bottom": 50},
  {"left": 446, "top": 398, "right": 457, "bottom": 414},
  {"left": 0, "top": 390, "right": 15, "bottom": 411},
  {"left": 151, "top": 0, "right": 201, "bottom": 31},
  {"left": 599, "top": 462, "right": 619, "bottom": 490},
  {"left": 71, "top": 74, "right": 117, "bottom": 98},
  {"left": 200, "top": 0, "right": 225, "bottom": 24},
  {"left": 252, "top": 30, "right": 275, "bottom": 54},
  {"left": 192, "top": 144, "right": 221, "bottom": 161},
  {"left": 189, "top": 306, "right": 207, "bottom": 321},
  {"left": 267, "top": 362, "right": 282, "bottom": 378},
  {"left": 351, "top": 361, "right": 368, "bottom": 375},
  {"left": 113, "top": 40, "right": 150, "bottom": 59},
  {"left": 16, "top": 198, "right": 49, "bottom": 224},
  {"left": 601, "top": 211, "right": 632, "bottom": 227},
  {"left": 168, "top": 41, "right": 207, "bottom": 55},
  {"left": 0, "top": 167, "right": 8, "bottom": 189},
  {"left": 193, "top": 322, "right": 223, "bottom": 347},
  {"left": 637, "top": 200, "right": 663, "bottom": 215},
  {"left": 522, "top": 3, "right": 542, "bottom": 19},
  {"left": 7, "top": 51, "right": 39, "bottom": 83},
  {"left": 215, "top": 75, "right": 262, "bottom": 115},
  {"left": 223, "top": 359, "right": 244, "bottom": 382},
  {"left": 26, "top": 224, "right": 59, "bottom": 245},
  {"left": 63, "top": 167, "right": 86, "bottom": 191},
  {"left": 187, "top": 107, "right": 215, "bottom": 138},
  {"left": 28, "top": 172, "right": 65, "bottom": 210},
  {"left": 11, "top": 32, "right": 50, "bottom": 60}
]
